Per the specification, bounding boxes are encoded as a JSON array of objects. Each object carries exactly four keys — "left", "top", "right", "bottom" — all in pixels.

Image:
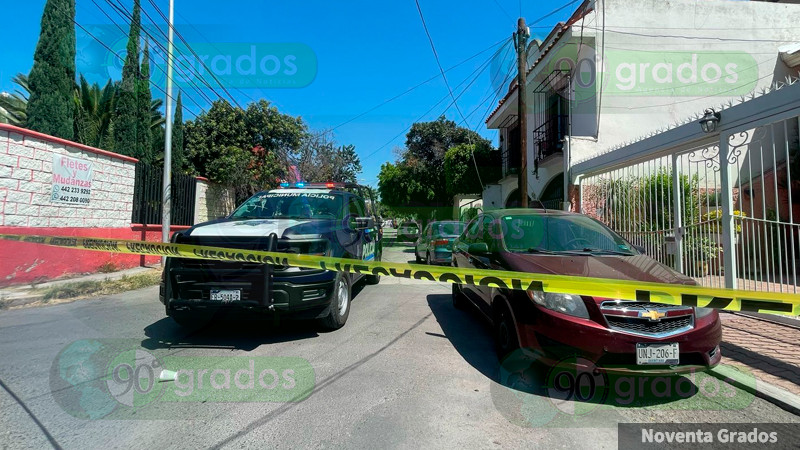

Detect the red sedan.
[{"left": 451, "top": 209, "right": 722, "bottom": 374}]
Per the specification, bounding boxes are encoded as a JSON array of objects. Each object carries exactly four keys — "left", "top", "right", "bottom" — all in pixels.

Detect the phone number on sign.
[
  {"left": 56, "top": 195, "right": 90, "bottom": 204},
  {"left": 60, "top": 186, "right": 91, "bottom": 195}
]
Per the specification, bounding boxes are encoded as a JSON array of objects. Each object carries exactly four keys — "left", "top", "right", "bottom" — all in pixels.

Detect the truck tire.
[
  {"left": 319, "top": 273, "right": 351, "bottom": 330},
  {"left": 494, "top": 300, "right": 520, "bottom": 362}
]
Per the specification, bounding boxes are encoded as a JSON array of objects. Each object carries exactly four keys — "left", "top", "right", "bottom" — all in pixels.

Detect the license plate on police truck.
[
  {"left": 210, "top": 289, "right": 241, "bottom": 303},
  {"left": 636, "top": 343, "right": 679, "bottom": 365}
]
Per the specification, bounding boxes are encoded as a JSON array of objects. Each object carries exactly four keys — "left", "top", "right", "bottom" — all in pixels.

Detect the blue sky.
[{"left": 1, "top": 0, "right": 579, "bottom": 187}]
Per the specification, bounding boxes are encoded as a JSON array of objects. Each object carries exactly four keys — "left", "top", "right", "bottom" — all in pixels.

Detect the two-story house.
[{"left": 483, "top": 0, "right": 800, "bottom": 211}]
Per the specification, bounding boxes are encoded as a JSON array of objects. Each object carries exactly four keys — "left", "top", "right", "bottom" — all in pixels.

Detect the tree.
[
  {"left": 113, "top": 0, "right": 141, "bottom": 158},
  {"left": 185, "top": 99, "right": 251, "bottom": 177},
  {"left": 136, "top": 39, "right": 153, "bottom": 162},
  {"left": 243, "top": 100, "right": 307, "bottom": 160},
  {"left": 444, "top": 142, "right": 501, "bottom": 195},
  {"left": 171, "top": 91, "right": 186, "bottom": 174},
  {"left": 184, "top": 99, "right": 305, "bottom": 199},
  {"left": 405, "top": 115, "right": 490, "bottom": 163},
  {"left": 25, "top": 0, "right": 76, "bottom": 138},
  {"left": 0, "top": 74, "right": 30, "bottom": 126},
  {"left": 73, "top": 76, "right": 116, "bottom": 148},
  {"left": 378, "top": 116, "right": 494, "bottom": 222},
  {"left": 377, "top": 161, "right": 434, "bottom": 221},
  {"left": 205, "top": 146, "right": 254, "bottom": 202},
  {"left": 294, "top": 132, "right": 362, "bottom": 183}
]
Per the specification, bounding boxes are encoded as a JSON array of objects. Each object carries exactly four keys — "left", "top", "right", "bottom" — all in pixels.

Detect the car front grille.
[
  {"left": 601, "top": 301, "right": 694, "bottom": 338},
  {"left": 605, "top": 315, "right": 693, "bottom": 336},
  {"left": 600, "top": 301, "right": 685, "bottom": 311}
]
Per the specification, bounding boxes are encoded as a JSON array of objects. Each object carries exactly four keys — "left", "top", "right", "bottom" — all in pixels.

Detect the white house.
[{"left": 484, "top": 0, "right": 800, "bottom": 211}]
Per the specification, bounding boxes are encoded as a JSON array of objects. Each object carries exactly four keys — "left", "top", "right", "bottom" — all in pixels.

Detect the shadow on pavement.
[
  {"left": 426, "top": 293, "right": 499, "bottom": 382},
  {"left": 141, "top": 278, "right": 369, "bottom": 351},
  {"left": 141, "top": 317, "right": 320, "bottom": 352},
  {"left": 427, "top": 293, "right": 701, "bottom": 409}
]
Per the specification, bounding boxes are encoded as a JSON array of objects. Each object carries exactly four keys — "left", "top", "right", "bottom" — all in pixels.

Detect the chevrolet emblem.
[{"left": 640, "top": 310, "right": 666, "bottom": 321}]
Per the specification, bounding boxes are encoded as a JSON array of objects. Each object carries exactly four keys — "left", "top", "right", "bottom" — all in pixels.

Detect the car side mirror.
[
  {"left": 468, "top": 242, "right": 490, "bottom": 255},
  {"left": 354, "top": 216, "right": 374, "bottom": 230}
]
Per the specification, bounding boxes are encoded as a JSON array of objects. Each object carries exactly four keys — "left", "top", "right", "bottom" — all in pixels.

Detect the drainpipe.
[{"left": 564, "top": 73, "right": 573, "bottom": 211}]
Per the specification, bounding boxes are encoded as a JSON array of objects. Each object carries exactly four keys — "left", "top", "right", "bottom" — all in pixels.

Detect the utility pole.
[
  {"left": 161, "top": 0, "right": 175, "bottom": 256},
  {"left": 515, "top": 17, "right": 529, "bottom": 208}
]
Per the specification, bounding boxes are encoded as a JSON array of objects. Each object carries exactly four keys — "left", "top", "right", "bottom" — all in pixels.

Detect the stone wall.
[
  {"left": 194, "top": 178, "right": 236, "bottom": 224},
  {"left": 0, "top": 125, "right": 137, "bottom": 228}
]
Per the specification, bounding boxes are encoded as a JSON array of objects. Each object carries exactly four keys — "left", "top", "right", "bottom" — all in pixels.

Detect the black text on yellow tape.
[{"left": 2, "top": 234, "right": 799, "bottom": 317}]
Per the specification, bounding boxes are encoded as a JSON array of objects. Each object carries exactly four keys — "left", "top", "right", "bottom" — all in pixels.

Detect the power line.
[
  {"left": 89, "top": 0, "right": 216, "bottom": 109},
  {"left": 328, "top": 36, "right": 509, "bottom": 132},
  {"left": 463, "top": 50, "right": 516, "bottom": 130},
  {"left": 362, "top": 50, "right": 501, "bottom": 162},
  {"left": 141, "top": 0, "right": 247, "bottom": 110},
  {"left": 105, "top": 0, "right": 304, "bottom": 165},
  {"left": 363, "top": 38, "right": 513, "bottom": 162},
  {"left": 57, "top": 2, "right": 202, "bottom": 118},
  {"left": 168, "top": 7, "right": 266, "bottom": 107},
  {"left": 103, "top": 0, "right": 225, "bottom": 105},
  {"left": 529, "top": 0, "right": 582, "bottom": 26},
  {"left": 414, "top": 0, "right": 485, "bottom": 188},
  {"left": 100, "top": 0, "right": 222, "bottom": 105},
  {"left": 492, "top": 0, "right": 513, "bottom": 22}
]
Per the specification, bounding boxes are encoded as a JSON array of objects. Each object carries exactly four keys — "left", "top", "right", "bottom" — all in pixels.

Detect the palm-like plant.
[
  {"left": 0, "top": 74, "right": 30, "bottom": 126},
  {"left": 73, "top": 76, "right": 117, "bottom": 148},
  {"left": 150, "top": 98, "right": 165, "bottom": 130}
]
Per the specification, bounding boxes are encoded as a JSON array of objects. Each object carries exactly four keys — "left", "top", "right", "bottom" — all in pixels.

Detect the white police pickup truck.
[{"left": 160, "top": 182, "right": 382, "bottom": 330}]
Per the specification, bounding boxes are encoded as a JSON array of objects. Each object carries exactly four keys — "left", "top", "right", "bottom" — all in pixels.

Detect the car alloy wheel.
[
  {"left": 320, "top": 274, "right": 351, "bottom": 330},
  {"left": 336, "top": 276, "right": 349, "bottom": 317},
  {"left": 494, "top": 303, "right": 520, "bottom": 360}
]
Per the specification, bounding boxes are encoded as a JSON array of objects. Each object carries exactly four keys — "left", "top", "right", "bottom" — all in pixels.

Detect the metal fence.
[
  {"left": 573, "top": 81, "right": 800, "bottom": 293},
  {"left": 132, "top": 162, "right": 197, "bottom": 226}
]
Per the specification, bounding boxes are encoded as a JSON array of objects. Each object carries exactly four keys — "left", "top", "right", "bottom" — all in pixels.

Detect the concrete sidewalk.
[{"left": 0, "top": 264, "right": 161, "bottom": 308}]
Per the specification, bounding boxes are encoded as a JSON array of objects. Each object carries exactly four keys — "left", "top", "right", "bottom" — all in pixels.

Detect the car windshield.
[
  {"left": 501, "top": 214, "right": 636, "bottom": 255},
  {"left": 230, "top": 191, "right": 342, "bottom": 220},
  {"left": 426, "top": 221, "right": 463, "bottom": 237}
]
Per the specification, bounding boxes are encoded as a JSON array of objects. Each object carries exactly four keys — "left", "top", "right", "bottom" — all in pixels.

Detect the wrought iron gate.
[
  {"left": 573, "top": 79, "right": 800, "bottom": 293},
  {"left": 132, "top": 162, "right": 197, "bottom": 226}
]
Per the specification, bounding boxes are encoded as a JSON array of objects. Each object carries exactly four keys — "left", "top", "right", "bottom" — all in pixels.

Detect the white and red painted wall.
[{"left": 0, "top": 124, "right": 234, "bottom": 286}]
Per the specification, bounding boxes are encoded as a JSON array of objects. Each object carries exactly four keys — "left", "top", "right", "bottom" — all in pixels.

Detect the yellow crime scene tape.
[{"left": 2, "top": 233, "right": 800, "bottom": 316}]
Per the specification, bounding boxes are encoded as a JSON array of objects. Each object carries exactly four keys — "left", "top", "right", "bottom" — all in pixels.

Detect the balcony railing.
[{"left": 532, "top": 114, "right": 568, "bottom": 162}]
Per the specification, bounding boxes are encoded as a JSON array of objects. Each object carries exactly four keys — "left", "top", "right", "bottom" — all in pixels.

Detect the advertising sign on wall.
[{"left": 51, "top": 155, "right": 94, "bottom": 205}]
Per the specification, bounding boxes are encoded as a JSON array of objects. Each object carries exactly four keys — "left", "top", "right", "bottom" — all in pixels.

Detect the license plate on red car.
[{"left": 636, "top": 343, "right": 679, "bottom": 365}]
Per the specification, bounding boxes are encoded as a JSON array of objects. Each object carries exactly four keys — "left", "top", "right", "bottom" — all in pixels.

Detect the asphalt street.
[{"left": 0, "top": 244, "right": 798, "bottom": 449}]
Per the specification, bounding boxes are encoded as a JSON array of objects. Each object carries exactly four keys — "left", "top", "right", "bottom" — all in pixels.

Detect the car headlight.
[
  {"left": 527, "top": 291, "right": 590, "bottom": 319},
  {"left": 695, "top": 307, "right": 716, "bottom": 318}
]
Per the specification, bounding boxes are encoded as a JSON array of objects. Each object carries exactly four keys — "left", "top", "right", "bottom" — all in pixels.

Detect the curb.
[{"left": 709, "top": 364, "right": 800, "bottom": 416}]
